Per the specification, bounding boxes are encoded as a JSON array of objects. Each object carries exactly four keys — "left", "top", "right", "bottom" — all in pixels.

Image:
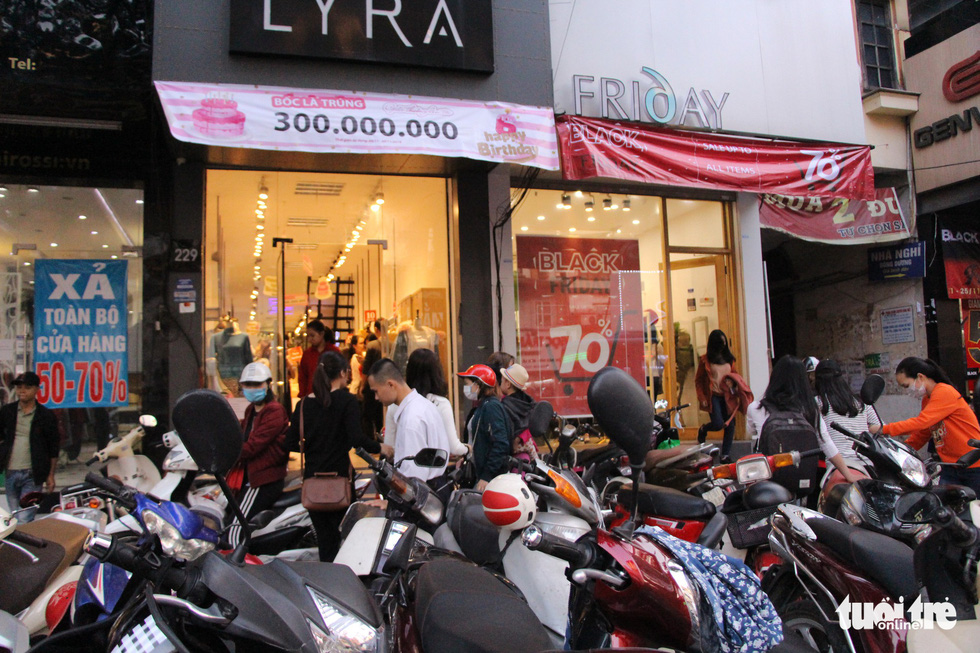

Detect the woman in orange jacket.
[{"left": 870, "top": 357, "right": 980, "bottom": 494}]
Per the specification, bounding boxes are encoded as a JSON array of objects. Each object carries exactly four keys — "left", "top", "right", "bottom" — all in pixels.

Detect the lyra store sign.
[
  {"left": 229, "top": 0, "right": 493, "bottom": 73},
  {"left": 571, "top": 68, "right": 731, "bottom": 129}
]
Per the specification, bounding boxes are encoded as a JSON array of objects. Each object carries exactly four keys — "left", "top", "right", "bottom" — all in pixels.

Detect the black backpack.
[{"left": 758, "top": 408, "right": 820, "bottom": 497}]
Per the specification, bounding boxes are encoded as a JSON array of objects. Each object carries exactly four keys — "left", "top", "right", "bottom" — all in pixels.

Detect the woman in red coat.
[
  {"left": 695, "top": 329, "right": 737, "bottom": 463},
  {"left": 227, "top": 362, "right": 289, "bottom": 547}
]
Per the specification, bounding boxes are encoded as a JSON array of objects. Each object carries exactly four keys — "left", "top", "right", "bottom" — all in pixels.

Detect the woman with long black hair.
[
  {"left": 870, "top": 357, "right": 980, "bottom": 494},
  {"left": 814, "top": 359, "right": 880, "bottom": 465},
  {"left": 695, "top": 329, "right": 738, "bottom": 462},
  {"left": 746, "top": 356, "right": 859, "bottom": 484},
  {"left": 284, "top": 351, "right": 391, "bottom": 561}
]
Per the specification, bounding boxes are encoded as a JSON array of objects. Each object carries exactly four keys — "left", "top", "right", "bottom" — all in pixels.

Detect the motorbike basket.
[{"left": 726, "top": 504, "right": 779, "bottom": 549}]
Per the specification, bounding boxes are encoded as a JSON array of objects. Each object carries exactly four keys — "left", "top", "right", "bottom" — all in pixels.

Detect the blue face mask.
[{"left": 243, "top": 387, "right": 267, "bottom": 403}]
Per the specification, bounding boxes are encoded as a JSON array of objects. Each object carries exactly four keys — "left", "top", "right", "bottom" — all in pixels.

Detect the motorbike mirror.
[
  {"left": 139, "top": 415, "right": 158, "bottom": 429},
  {"left": 172, "top": 389, "right": 243, "bottom": 475},
  {"left": 527, "top": 401, "right": 554, "bottom": 439},
  {"left": 382, "top": 523, "right": 417, "bottom": 575},
  {"left": 860, "top": 374, "right": 885, "bottom": 406},
  {"left": 957, "top": 448, "right": 980, "bottom": 468},
  {"left": 894, "top": 491, "right": 942, "bottom": 524},
  {"left": 587, "top": 367, "right": 654, "bottom": 467},
  {"left": 413, "top": 448, "right": 448, "bottom": 468}
]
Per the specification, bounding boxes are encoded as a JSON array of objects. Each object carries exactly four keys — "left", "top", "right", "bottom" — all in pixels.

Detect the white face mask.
[
  {"left": 907, "top": 379, "right": 926, "bottom": 398},
  {"left": 463, "top": 384, "right": 478, "bottom": 401}
]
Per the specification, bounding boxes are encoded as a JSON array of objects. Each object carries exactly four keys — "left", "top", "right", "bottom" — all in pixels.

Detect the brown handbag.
[{"left": 298, "top": 398, "right": 353, "bottom": 512}]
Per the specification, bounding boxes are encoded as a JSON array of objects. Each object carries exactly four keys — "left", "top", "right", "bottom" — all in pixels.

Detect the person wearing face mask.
[
  {"left": 227, "top": 362, "right": 290, "bottom": 547},
  {"left": 458, "top": 364, "right": 512, "bottom": 491},
  {"left": 869, "top": 357, "right": 980, "bottom": 494}
]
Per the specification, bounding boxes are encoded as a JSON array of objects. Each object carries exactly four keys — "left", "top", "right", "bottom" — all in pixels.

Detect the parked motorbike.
[
  {"left": 32, "top": 389, "right": 557, "bottom": 653},
  {"left": 84, "top": 415, "right": 162, "bottom": 494},
  {"left": 0, "top": 503, "right": 97, "bottom": 639}
]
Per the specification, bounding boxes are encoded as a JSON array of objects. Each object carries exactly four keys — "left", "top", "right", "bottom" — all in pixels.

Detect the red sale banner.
[
  {"left": 759, "top": 188, "right": 910, "bottom": 244},
  {"left": 557, "top": 114, "right": 875, "bottom": 200},
  {"left": 515, "top": 236, "right": 645, "bottom": 416},
  {"left": 941, "top": 217, "right": 980, "bottom": 299},
  {"left": 961, "top": 300, "right": 980, "bottom": 392}
]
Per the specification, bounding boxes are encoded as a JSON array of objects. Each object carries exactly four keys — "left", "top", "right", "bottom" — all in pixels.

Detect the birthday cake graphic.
[{"left": 192, "top": 96, "right": 246, "bottom": 138}]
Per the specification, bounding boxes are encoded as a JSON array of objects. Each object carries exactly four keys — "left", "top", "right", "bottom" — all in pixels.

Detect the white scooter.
[{"left": 85, "top": 415, "right": 161, "bottom": 494}]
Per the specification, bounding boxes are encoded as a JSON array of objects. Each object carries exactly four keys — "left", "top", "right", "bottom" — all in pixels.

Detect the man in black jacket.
[{"left": 1, "top": 372, "right": 60, "bottom": 518}]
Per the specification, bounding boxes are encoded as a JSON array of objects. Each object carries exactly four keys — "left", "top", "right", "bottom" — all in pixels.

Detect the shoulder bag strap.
[{"left": 299, "top": 397, "right": 306, "bottom": 475}]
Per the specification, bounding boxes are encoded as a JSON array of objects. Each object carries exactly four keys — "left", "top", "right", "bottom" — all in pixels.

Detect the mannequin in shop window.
[
  {"left": 391, "top": 313, "right": 441, "bottom": 376},
  {"left": 216, "top": 318, "right": 253, "bottom": 396}
]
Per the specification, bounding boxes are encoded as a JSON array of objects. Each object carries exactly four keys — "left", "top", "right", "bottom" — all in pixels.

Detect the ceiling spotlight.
[
  {"left": 520, "top": 226, "right": 529, "bottom": 232},
  {"left": 610, "top": 199, "right": 619, "bottom": 210},
  {"left": 561, "top": 193, "right": 571, "bottom": 208},
  {"left": 616, "top": 229, "right": 622, "bottom": 234},
  {"left": 78, "top": 215, "right": 87, "bottom": 220},
  {"left": 111, "top": 255, "right": 118, "bottom": 259},
  {"left": 355, "top": 225, "right": 363, "bottom": 231},
  {"left": 587, "top": 216, "right": 596, "bottom": 222},
  {"left": 256, "top": 224, "right": 265, "bottom": 230},
  {"left": 23, "top": 262, "right": 30, "bottom": 266},
  {"left": 259, "top": 185, "right": 269, "bottom": 200},
  {"left": 374, "top": 192, "right": 385, "bottom": 205},
  {"left": 370, "top": 204, "right": 380, "bottom": 213},
  {"left": 568, "top": 227, "right": 577, "bottom": 232},
  {"left": 622, "top": 197, "right": 631, "bottom": 211},
  {"left": 90, "top": 231, "right": 98, "bottom": 235},
  {"left": 632, "top": 219, "right": 640, "bottom": 225},
  {"left": 136, "top": 199, "right": 144, "bottom": 205},
  {"left": 603, "top": 197, "right": 612, "bottom": 210},
  {"left": 574, "top": 190, "right": 584, "bottom": 198},
  {"left": 0, "top": 186, "right": 7, "bottom": 192},
  {"left": 537, "top": 215, "right": 545, "bottom": 221},
  {"left": 27, "top": 186, "right": 39, "bottom": 193},
  {"left": 585, "top": 196, "right": 595, "bottom": 212},
  {"left": 50, "top": 242, "right": 58, "bottom": 247},
  {"left": 102, "top": 244, "right": 108, "bottom": 248}
]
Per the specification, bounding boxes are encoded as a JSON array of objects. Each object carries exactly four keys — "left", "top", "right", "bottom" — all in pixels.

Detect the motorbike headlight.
[
  {"left": 306, "top": 587, "right": 380, "bottom": 652},
  {"left": 141, "top": 510, "right": 214, "bottom": 561},
  {"left": 735, "top": 457, "right": 772, "bottom": 484},
  {"left": 895, "top": 449, "right": 929, "bottom": 487},
  {"left": 839, "top": 485, "right": 866, "bottom": 526}
]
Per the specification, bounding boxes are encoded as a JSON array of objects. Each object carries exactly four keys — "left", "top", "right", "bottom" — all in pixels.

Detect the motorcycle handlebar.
[
  {"left": 521, "top": 525, "right": 593, "bottom": 569},
  {"left": 508, "top": 457, "right": 537, "bottom": 475},
  {"left": 86, "top": 533, "right": 201, "bottom": 600},
  {"left": 828, "top": 422, "right": 859, "bottom": 439},
  {"left": 937, "top": 507, "right": 980, "bottom": 548},
  {"left": 8, "top": 530, "right": 47, "bottom": 548},
  {"left": 355, "top": 448, "right": 384, "bottom": 470},
  {"left": 969, "top": 439, "right": 980, "bottom": 449},
  {"left": 84, "top": 471, "right": 138, "bottom": 511}
]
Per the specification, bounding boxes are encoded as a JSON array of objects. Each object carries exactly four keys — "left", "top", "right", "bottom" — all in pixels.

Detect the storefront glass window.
[
  {"left": 0, "top": 182, "right": 143, "bottom": 447},
  {"left": 512, "top": 189, "right": 734, "bottom": 437},
  {"left": 204, "top": 171, "right": 451, "bottom": 407}
]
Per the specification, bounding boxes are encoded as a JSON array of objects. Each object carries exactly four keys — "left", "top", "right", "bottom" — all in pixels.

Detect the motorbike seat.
[
  {"left": 805, "top": 517, "right": 916, "bottom": 602},
  {"left": 620, "top": 483, "right": 716, "bottom": 520},
  {"left": 271, "top": 489, "right": 302, "bottom": 510},
  {"left": 0, "top": 519, "right": 90, "bottom": 614},
  {"left": 249, "top": 509, "right": 276, "bottom": 530},
  {"left": 415, "top": 558, "right": 552, "bottom": 653},
  {"left": 448, "top": 490, "right": 501, "bottom": 565}
]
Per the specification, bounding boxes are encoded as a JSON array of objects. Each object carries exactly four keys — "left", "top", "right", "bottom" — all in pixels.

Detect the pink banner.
[
  {"left": 154, "top": 81, "right": 559, "bottom": 170},
  {"left": 515, "top": 236, "right": 645, "bottom": 417},
  {"left": 557, "top": 114, "right": 875, "bottom": 200},
  {"left": 759, "top": 188, "right": 910, "bottom": 244}
]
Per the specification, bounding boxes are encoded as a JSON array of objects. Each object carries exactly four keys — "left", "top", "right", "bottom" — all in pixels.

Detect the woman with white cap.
[{"left": 228, "top": 362, "right": 289, "bottom": 547}]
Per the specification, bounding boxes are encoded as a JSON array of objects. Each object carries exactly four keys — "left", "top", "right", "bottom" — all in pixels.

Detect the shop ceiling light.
[
  {"left": 0, "top": 186, "right": 7, "bottom": 192},
  {"left": 602, "top": 197, "right": 612, "bottom": 210},
  {"left": 135, "top": 199, "right": 144, "bottom": 205},
  {"left": 610, "top": 198, "right": 619, "bottom": 210},
  {"left": 562, "top": 193, "right": 571, "bottom": 208},
  {"left": 78, "top": 215, "right": 87, "bottom": 220},
  {"left": 585, "top": 196, "right": 595, "bottom": 212},
  {"left": 520, "top": 226, "right": 529, "bottom": 231},
  {"left": 256, "top": 224, "right": 265, "bottom": 230},
  {"left": 568, "top": 227, "right": 576, "bottom": 232},
  {"left": 90, "top": 230, "right": 98, "bottom": 235},
  {"left": 622, "top": 197, "right": 631, "bottom": 211},
  {"left": 616, "top": 229, "right": 622, "bottom": 234},
  {"left": 374, "top": 192, "right": 385, "bottom": 205},
  {"left": 632, "top": 219, "right": 640, "bottom": 225},
  {"left": 537, "top": 215, "right": 545, "bottom": 221},
  {"left": 27, "top": 186, "right": 39, "bottom": 193},
  {"left": 23, "top": 261, "right": 30, "bottom": 266},
  {"left": 259, "top": 185, "right": 269, "bottom": 200},
  {"left": 50, "top": 242, "right": 58, "bottom": 247},
  {"left": 574, "top": 190, "right": 583, "bottom": 197},
  {"left": 587, "top": 216, "right": 596, "bottom": 222},
  {"left": 102, "top": 244, "right": 108, "bottom": 248},
  {"left": 370, "top": 203, "right": 380, "bottom": 213}
]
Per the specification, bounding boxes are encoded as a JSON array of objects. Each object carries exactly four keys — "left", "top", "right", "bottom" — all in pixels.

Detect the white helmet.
[
  {"left": 240, "top": 362, "right": 272, "bottom": 384},
  {"left": 482, "top": 474, "right": 537, "bottom": 531},
  {"left": 803, "top": 356, "right": 820, "bottom": 373}
]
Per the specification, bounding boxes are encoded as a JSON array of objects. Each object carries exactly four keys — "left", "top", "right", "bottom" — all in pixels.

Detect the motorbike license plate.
[{"left": 702, "top": 487, "right": 726, "bottom": 506}]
